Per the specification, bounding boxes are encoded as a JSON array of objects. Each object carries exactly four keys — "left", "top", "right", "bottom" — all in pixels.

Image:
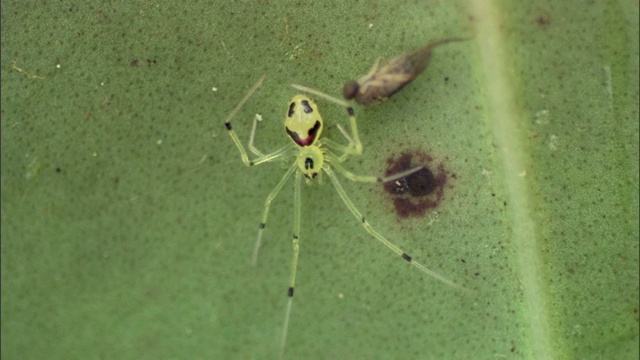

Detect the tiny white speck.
[
  {"left": 572, "top": 324, "right": 582, "bottom": 336},
  {"left": 157, "top": 139, "right": 163, "bottom": 145},
  {"left": 92, "top": 152, "right": 97, "bottom": 157},
  {"left": 212, "top": 87, "right": 218, "bottom": 92},
  {"left": 56, "top": 64, "right": 61, "bottom": 69},
  {"left": 368, "top": 23, "right": 373, "bottom": 29},
  {"left": 255, "top": 113, "right": 263, "bottom": 122},
  {"left": 549, "top": 134, "right": 558, "bottom": 151},
  {"left": 534, "top": 109, "right": 549, "bottom": 125},
  {"left": 426, "top": 211, "right": 440, "bottom": 226},
  {"left": 100, "top": 82, "right": 105, "bottom": 86},
  {"left": 338, "top": 293, "right": 344, "bottom": 299}
]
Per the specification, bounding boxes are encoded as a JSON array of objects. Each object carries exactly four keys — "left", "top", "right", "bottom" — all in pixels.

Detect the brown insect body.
[{"left": 343, "top": 37, "right": 470, "bottom": 105}]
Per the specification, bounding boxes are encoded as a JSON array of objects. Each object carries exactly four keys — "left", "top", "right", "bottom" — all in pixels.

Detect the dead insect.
[{"left": 343, "top": 37, "right": 471, "bottom": 105}]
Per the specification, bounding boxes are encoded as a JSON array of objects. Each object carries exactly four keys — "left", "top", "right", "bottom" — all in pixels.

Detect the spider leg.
[
  {"left": 323, "top": 164, "right": 476, "bottom": 294},
  {"left": 252, "top": 163, "right": 298, "bottom": 266},
  {"left": 280, "top": 170, "right": 303, "bottom": 357}
]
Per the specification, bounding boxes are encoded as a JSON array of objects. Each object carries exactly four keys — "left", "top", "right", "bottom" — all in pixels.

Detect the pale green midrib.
[{"left": 469, "top": 1, "right": 558, "bottom": 359}]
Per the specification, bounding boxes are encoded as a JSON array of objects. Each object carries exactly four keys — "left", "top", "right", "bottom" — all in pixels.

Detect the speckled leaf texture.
[{"left": 1, "top": 1, "right": 638, "bottom": 359}]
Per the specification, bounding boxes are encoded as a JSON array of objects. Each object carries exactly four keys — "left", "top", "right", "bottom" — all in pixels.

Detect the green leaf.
[{"left": 2, "top": 1, "right": 637, "bottom": 359}]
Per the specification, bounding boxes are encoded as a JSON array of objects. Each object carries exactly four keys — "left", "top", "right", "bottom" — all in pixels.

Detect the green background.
[{"left": 2, "top": 1, "right": 638, "bottom": 359}]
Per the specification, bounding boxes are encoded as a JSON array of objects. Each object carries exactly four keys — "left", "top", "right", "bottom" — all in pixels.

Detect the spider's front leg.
[{"left": 224, "top": 75, "right": 291, "bottom": 166}]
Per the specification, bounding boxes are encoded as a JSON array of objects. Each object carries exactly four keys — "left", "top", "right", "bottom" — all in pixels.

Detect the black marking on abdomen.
[
  {"left": 288, "top": 102, "right": 296, "bottom": 117},
  {"left": 286, "top": 120, "right": 321, "bottom": 147},
  {"left": 301, "top": 100, "right": 313, "bottom": 113},
  {"left": 402, "top": 253, "right": 412, "bottom": 262},
  {"left": 225, "top": 122, "right": 232, "bottom": 130},
  {"left": 288, "top": 287, "right": 294, "bottom": 297}
]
